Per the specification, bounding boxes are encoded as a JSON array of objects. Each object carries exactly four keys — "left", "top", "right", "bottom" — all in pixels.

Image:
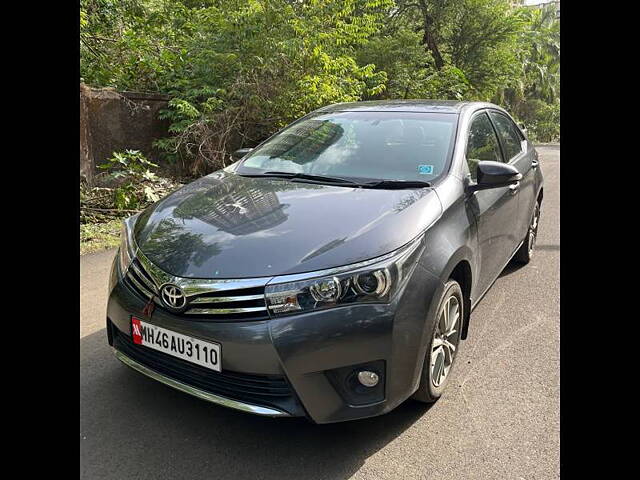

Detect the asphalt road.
[{"left": 80, "top": 145, "right": 559, "bottom": 480}]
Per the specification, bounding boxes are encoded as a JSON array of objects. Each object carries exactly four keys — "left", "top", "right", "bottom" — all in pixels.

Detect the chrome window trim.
[
  {"left": 486, "top": 109, "right": 526, "bottom": 164},
  {"left": 461, "top": 109, "right": 502, "bottom": 181}
]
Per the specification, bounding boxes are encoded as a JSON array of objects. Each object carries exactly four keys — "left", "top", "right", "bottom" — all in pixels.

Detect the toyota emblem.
[{"left": 160, "top": 284, "right": 187, "bottom": 311}]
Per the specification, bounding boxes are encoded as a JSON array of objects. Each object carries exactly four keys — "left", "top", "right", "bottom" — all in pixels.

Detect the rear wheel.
[
  {"left": 413, "top": 280, "right": 463, "bottom": 403},
  {"left": 514, "top": 200, "right": 541, "bottom": 264}
]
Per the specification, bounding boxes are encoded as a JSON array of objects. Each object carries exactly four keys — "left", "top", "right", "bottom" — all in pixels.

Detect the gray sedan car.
[{"left": 107, "top": 100, "right": 543, "bottom": 423}]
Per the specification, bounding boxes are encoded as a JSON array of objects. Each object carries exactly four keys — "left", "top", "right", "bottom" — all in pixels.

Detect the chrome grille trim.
[
  {"left": 190, "top": 294, "right": 264, "bottom": 304},
  {"left": 126, "top": 269, "right": 154, "bottom": 299},
  {"left": 134, "top": 248, "right": 270, "bottom": 295},
  {"left": 185, "top": 306, "right": 267, "bottom": 315},
  {"left": 135, "top": 249, "right": 173, "bottom": 286},
  {"left": 129, "top": 261, "right": 158, "bottom": 294},
  {"left": 180, "top": 278, "right": 270, "bottom": 297},
  {"left": 123, "top": 249, "right": 269, "bottom": 320}
]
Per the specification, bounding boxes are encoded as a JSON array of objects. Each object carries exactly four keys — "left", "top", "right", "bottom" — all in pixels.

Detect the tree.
[
  {"left": 360, "top": 0, "right": 523, "bottom": 100},
  {"left": 80, "top": 0, "right": 560, "bottom": 174},
  {"left": 154, "top": 0, "right": 392, "bottom": 175},
  {"left": 496, "top": 2, "right": 560, "bottom": 140}
]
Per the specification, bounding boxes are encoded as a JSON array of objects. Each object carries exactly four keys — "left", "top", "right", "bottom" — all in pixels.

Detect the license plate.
[{"left": 131, "top": 317, "right": 221, "bottom": 372}]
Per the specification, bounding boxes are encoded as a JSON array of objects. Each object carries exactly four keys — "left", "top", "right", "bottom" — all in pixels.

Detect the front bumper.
[
  {"left": 107, "top": 256, "right": 443, "bottom": 424},
  {"left": 114, "top": 348, "right": 291, "bottom": 417}
]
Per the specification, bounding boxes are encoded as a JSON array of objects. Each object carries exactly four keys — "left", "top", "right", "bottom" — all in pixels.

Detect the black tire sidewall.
[
  {"left": 514, "top": 200, "right": 541, "bottom": 264},
  {"left": 414, "top": 280, "right": 464, "bottom": 402}
]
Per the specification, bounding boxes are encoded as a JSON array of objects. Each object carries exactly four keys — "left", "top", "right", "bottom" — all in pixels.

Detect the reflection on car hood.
[{"left": 134, "top": 170, "right": 442, "bottom": 278}]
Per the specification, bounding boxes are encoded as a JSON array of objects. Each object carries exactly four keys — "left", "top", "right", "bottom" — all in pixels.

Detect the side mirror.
[
  {"left": 468, "top": 161, "right": 522, "bottom": 192},
  {"left": 519, "top": 123, "right": 527, "bottom": 135},
  {"left": 232, "top": 148, "right": 253, "bottom": 160}
]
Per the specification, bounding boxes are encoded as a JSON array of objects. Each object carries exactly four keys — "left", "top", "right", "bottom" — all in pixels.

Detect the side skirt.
[{"left": 470, "top": 239, "right": 525, "bottom": 312}]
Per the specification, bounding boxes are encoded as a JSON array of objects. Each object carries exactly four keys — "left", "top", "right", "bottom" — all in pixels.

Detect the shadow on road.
[
  {"left": 80, "top": 328, "right": 433, "bottom": 480},
  {"left": 498, "top": 242, "right": 560, "bottom": 279},
  {"left": 498, "top": 262, "right": 525, "bottom": 278},
  {"left": 534, "top": 244, "right": 560, "bottom": 251}
]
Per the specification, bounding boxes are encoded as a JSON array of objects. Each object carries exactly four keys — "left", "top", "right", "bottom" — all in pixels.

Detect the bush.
[
  {"left": 516, "top": 100, "right": 560, "bottom": 143},
  {"left": 81, "top": 149, "right": 183, "bottom": 226},
  {"left": 98, "top": 149, "right": 176, "bottom": 209}
]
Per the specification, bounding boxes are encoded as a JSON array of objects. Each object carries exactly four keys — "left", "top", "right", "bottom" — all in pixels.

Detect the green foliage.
[
  {"left": 445, "top": 0, "right": 523, "bottom": 99},
  {"left": 517, "top": 99, "right": 560, "bottom": 143},
  {"left": 98, "top": 149, "right": 173, "bottom": 209},
  {"left": 80, "top": 0, "right": 194, "bottom": 90},
  {"left": 495, "top": 3, "right": 560, "bottom": 141},
  {"left": 144, "top": 0, "right": 394, "bottom": 176},
  {"left": 99, "top": 149, "right": 158, "bottom": 178},
  {"left": 357, "top": 28, "right": 473, "bottom": 100},
  {"left": 81, "top": 0, "right": 560, "bottom": 177}
]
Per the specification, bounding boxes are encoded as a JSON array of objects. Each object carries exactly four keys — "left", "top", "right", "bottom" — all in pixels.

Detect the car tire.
[
  {"left": 513, "top": 200, "right": 541, "bottom": 264},
  {"left": 412, "top": 280, "right": 464, "bottom": 403}
]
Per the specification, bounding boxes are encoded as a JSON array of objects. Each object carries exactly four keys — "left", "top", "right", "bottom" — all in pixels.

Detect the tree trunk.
[
  {"left": 80, "top": 83, "right": 94, "bottom": 186},
  {"left": 423, "top": 25, "right": 444, "bottom": 70},
  {"left": 417, "top": 2, "right": 444, "bottom": 71}
]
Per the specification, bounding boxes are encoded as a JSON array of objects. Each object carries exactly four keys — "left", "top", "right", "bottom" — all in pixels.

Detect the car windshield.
[{"left": 236, "top": 111, "right": 458, "bottom": 183}]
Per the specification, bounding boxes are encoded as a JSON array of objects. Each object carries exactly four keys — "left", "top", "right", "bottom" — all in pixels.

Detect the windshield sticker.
[{"left": 418, "top": 165, "right": 434, "bottom": 175}]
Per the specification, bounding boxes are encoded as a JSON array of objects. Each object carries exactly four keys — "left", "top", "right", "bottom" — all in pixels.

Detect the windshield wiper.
[
  {"left": 239, "top": 171, "right": 360, "bottom": 186},
  {"left": 238, "top": 171, "right": 431, "bottom": 189},
  {"left": 361, "top": 180, "right": 431, "bottom": 189}
]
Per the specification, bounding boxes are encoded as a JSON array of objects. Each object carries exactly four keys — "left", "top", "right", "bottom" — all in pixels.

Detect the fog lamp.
[{"left": 357, "top": 370, "right": 380, "bottom": 388}]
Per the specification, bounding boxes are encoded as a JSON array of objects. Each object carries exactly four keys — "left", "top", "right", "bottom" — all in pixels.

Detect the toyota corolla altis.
[{"left": 106, "top": 100, "right": 543, "bottom": 424}]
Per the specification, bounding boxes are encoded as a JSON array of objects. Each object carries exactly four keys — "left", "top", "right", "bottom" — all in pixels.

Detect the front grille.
[
  {"left": 123, "top": 257, "right": 270, "bottom": 321},
  {"left": 111, "top": 326, "right": 299, "bottom": 412}
]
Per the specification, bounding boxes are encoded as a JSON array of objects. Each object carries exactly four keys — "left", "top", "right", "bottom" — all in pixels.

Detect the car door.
[
  {"left": 487, "top": 110, "right": 538, "bottom": 245},
  {"left": 465, "top": 111, "right": 519, "bottom": 296}
]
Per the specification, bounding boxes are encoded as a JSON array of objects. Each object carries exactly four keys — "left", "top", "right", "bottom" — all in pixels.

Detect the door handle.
[
  {"left": 509, "top": 182, "right": 520, "bottom": 195},
  {"left": 531, "top": 159, "right": 539, "bottom": 169}
]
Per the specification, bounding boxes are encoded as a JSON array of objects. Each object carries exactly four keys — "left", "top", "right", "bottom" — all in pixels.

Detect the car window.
[
  {"left": 237, "top": 111, "right": 458, "bottom": 183},
  {"left": 489, "top": 112, "right": 524, "bottom": 162},
  {"left": 465, "top": 112, "right": 502, "bottom": 181}
]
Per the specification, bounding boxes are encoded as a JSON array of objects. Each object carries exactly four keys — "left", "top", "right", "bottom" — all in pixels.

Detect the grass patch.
[{"left": 80, "top": 218, "right": 122, "bottom": 255}]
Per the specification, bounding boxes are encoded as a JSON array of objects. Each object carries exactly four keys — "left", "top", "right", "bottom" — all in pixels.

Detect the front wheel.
[
  {"left": 412, "top": 280, "right": 463, "bottom": 403},
  {"left": 514, "top": 200, "right": 541, "bottom": 264}
]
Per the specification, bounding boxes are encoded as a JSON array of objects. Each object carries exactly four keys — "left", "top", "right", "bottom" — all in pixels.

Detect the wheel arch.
[
  {"left": 448, "top": 260, "right": 473, "bottom": 340},
  {"left": 435, "top": 247, "right": 475, "bottom": 340}
]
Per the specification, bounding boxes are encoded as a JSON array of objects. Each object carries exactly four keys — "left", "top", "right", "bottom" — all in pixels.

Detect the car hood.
[{"left": 133, "top": 170, "right": 442, "bottom": 278}]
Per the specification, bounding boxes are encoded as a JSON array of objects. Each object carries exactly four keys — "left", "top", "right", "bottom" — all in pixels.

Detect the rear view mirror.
[{"left": 468, "top": 161, "right": 522, "bottom": 192}]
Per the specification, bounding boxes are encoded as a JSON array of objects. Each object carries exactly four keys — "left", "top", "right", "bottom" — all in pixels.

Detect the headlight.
[
  {"left": 117, "top": 215, "right": 138, "bottom": 276},
  {"left": 265, "top": 235, "right": 425, "bottom": 316}
]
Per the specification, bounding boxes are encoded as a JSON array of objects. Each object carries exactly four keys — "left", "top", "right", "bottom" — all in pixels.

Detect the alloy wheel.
[{"left": 431, "top": 295, "right": 461, "bottom": 388}]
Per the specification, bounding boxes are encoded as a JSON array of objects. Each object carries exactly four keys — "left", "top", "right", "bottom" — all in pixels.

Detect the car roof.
[{"left": 315, "top": 99, "right": 501, "bottom": 115}]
